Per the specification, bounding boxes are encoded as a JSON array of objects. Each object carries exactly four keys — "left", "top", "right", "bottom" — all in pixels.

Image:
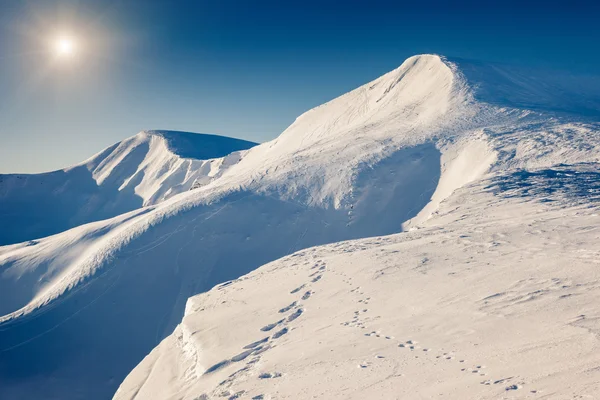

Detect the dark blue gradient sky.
[{"left": 1, "top": 0, "right": 598, "bottom": 172}]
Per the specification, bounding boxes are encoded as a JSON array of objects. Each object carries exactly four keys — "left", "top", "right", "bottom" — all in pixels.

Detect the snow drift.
[{"left": 0, "top": 54, "right": 599, "bottom": 400}]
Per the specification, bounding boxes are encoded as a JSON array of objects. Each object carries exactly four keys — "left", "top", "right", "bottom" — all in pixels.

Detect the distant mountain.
[
  {"left": 0, "top": 55, "right": 598, "bottom": 400},
  {"left": 0, "top": 131, "right": 256, "bottom": 245}
]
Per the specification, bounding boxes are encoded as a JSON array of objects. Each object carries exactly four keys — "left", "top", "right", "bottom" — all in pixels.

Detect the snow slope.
[
  {"left": 116, "top": 166, "right": 600, "bottom": 400},
  {"left": 1, "top": 55, "right": 599, "bottom": 400},
  {"left": 0, "top": 130, "right": 256, "bottom": 245}
]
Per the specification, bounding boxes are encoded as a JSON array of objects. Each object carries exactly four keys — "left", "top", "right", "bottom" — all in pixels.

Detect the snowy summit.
[{"left": 0, "top": 55, "right": 599, "bottom": 400}]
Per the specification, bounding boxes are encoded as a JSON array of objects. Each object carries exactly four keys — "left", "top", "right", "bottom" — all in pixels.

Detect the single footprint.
[
  {"left": 301, "top": 291, "right": 312, "bottom": 300},
  {"left": 272, "top": 327, "right": 288, "bottom": 339},
  {"left": 493, "top": 377, "right": 514, "bottom": 385},
  {"left": 287, "top": 308, "right": 303, "bottom": 322},
  {"left": 260, "top": 319, "right": 284, "bottom": 332},
  {"left": 231, "top": 350, "right": 255, "bottom": 362},
  {"left": 279, "top": 302, "right": 297, "bottom": 313},
  {"left": 258, "top": 372, "right": 282, "bottom": 379},
  {"left": 253, "top": 345, "right": 271, "bottom": 356},
  {"left": 228, "top": 390, "right": 245, "bottom": 399},
  {"left": 243, "top": 337, "right": 269, "bottom": 349},
  {"left": 290, "top": 285, "right": 305, "bottom": 294}
]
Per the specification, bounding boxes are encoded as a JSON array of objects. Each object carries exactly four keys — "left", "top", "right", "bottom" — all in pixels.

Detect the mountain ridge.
[
  {"left": 0, "top": 54, "right": 598, "bottom": 400},
  {"left": 0, "top": 130, "right": 256, "bottom": 245}
]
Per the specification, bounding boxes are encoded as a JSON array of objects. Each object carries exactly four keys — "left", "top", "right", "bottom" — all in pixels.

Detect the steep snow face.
[
  {"left": 217, "top": 54, "right": 475, "bottom": 208},
  {"left": 0, "top": 131, "right": 256, "bottom": 245},
  {"left": 116, "top": 168, "right": 600, "bottom": 400},
  {"left": 1, "top": 54, "right": 599, "bottom": 400},
  {"left": 87, "top": 131, "right": 255, "bottom": 205}
]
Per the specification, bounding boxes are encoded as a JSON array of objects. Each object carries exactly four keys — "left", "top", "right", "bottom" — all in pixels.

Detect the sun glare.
[{"left": 54, "top": 37, "right": 76, "bottom": 57}]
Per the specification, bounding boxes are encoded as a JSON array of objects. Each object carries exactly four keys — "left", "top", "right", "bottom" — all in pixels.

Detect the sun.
[{"left": 54, "top": 37, "right": 76, "bottom": 57}]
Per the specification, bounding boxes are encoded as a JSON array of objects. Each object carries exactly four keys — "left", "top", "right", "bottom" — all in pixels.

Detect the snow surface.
[
  {"left": 116, "top": 168, "right": 600, "bottom": 399},
  {"left": 0, "top": 131, "right": 256, "bottom": 245},
  {"left": 0, "top": 54, "right": 599, "bottom": 399}
]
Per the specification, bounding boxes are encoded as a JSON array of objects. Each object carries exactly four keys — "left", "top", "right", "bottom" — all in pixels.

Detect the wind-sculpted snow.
[
  {"left": 148, "top": 130, "right": 256, "bottom": 160},
  {"left": 1, "top": 54, "right": 599, "bottom": 400},
  {"left": 486, "top": 164, "right": 600, "bottom": 205},
  {"left": 116, "top": 172, "right": 600, "bottom": 399},
  {"left": 0, "top": 131, "right": 256, "bottom": 245}
]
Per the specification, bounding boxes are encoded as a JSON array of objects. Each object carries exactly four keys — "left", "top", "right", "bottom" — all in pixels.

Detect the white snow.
[
  {"left": 0, "top": 130, "right": 256, "bottom": 245},
  {"left": 116, "top": 170, "right": 600, "bottom": 399},
  {"left": 0, "top": 54, "right": 599, "bottom": 400}
]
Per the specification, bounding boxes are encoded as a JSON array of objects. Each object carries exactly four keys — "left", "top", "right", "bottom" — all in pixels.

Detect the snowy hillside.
[
  {"left": 0, "top": 130, "right": 256, "bottom": 245},
  {"left": 0, "top": 55, "right": 599, "bottom": 400},
  {"left": 116, "top": 167, "right": 600, "bottom": 400}
]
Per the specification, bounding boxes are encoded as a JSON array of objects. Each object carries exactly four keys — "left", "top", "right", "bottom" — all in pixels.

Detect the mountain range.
[{"left": 1, "top": 54, "right": 599, "bottom": 400}]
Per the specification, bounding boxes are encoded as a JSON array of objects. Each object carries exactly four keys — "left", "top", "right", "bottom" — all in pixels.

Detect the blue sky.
[{"left": 1, "top": 0, "right": 599, "bottom": 172}]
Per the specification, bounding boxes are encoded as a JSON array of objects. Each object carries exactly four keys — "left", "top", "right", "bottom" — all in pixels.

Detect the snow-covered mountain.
[
  {"left": 116, "top": 168, "right": 600, "bottom": 400},
  {"left": 0, "top": 130, "right": 256, "bottom": 245},
  {"left": 0, "top": 55, "right": 599, "bottom": 400}
]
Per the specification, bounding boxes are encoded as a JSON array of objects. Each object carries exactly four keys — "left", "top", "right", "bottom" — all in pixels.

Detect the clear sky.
[{"left": 1, "top": 0, "right": 599, "bottom": 173}]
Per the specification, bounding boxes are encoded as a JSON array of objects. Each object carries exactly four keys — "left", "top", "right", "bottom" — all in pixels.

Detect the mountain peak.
[
  {"left": 270, "top": 53, "right": 466, "bottom": 155},
  {"left": 138, "top": 130, "right": 257, "bottom": 160},
  {"left": 0, "top": 130, "right": 256, "bottom": 246},
  {"left": 1, "top": 54, "right": 599, "bottom": 400}
]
